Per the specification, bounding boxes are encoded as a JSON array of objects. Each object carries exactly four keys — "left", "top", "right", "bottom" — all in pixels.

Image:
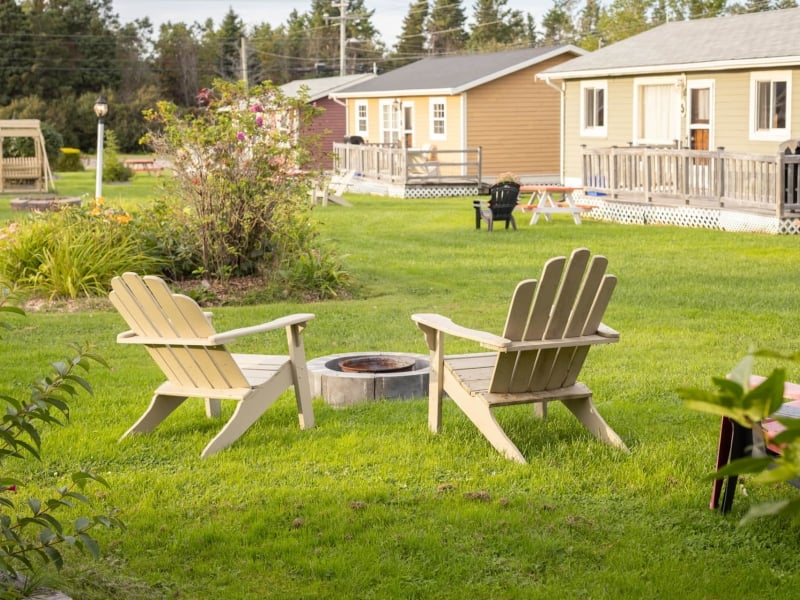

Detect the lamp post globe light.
[{"left": 93, "top": 96, "right": 108, "bottom": 201}]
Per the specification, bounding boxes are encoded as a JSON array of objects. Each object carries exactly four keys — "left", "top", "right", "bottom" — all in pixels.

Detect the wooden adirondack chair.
[
  {"left": 412, "top": 248, "right": 628, "bottom": 463},
  {"left": 109, "top": 272, "right": 315, "bottom": 458}
]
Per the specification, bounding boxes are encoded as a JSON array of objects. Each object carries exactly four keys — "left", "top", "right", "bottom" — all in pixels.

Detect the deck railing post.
[{"left": 716, "top": 147, "right": 725, "bottom": 206}]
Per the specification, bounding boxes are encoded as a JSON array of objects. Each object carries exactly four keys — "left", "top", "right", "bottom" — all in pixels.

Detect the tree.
[
  {"left": 468, "top": 0, "right": 529, "bottom": 50},
  {"left": 26, "top": 0, "right": 121, "bottom": 100},
  {"left": 540, "top": 0, "right": 576, "bottom": 45},
  {"left": 153, "top": 22, "right": 201, "bottom": 106},
  {"left": 596, "top": 0, "right": 652, "bottom": 45},
  {"left": 0, "top": 0, "right": 33, "bottom": 106},
  {"left": 391, "top": 0, "right": 429, "bottom": 67},
  {"left": 576, "top": 0, "right": 603, "bottom": 50},
  {"left": 427, "top": 0, "right": 468, "bottom": 55}
]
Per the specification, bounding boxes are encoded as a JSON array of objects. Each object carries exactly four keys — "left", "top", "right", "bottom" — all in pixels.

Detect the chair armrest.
[
  {"left": 411, "top": 313, "right": 511, "bottom": 351},
  {"left": 209, "top": 313, "right": 315, "bottom": 344},
  {"left": 117, "top": 313, "right": 315, "bottom": 347},
  {"left": 597, "top": 323, "right": 620, "bottom": 339}
]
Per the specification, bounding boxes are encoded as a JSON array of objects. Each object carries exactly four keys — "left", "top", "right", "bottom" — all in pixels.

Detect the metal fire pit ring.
[{"left": 307, "top": 352, "right": 429, "bottom": 407}]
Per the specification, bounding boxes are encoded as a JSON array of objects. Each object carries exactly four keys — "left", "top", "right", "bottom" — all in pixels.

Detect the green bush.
[
  {"left": 0, "top": 206, "right": 162, "bottom": 299},
  {"left": 101, "top": 130, "right": 132, "bottom": 184},
  {"left": 55, "top": 148, "right": 84, "bottom": 172}
]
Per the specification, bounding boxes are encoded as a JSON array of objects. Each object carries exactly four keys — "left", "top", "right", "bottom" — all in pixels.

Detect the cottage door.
[{"left": 688, "top": 84, "right": 712, "bottom": 151}]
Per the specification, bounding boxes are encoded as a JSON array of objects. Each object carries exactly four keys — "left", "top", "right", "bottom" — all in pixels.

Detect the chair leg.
[
  {"left": 446, "top": 385, "right": 526, "bottom": 463},
  {"left": 120, "top": 393, "right": 187, "bottom": 439},
  {"left": 561, "top": 396, "right": 628, "bottom": 451},
  {"left": 719, "top": 421, "right": 752, "bottom": 514},
  {"left": 201, "top": 387, "right": 283, "bottom": 458}
]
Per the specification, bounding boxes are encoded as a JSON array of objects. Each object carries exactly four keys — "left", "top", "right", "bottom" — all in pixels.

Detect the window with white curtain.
[
  {"left": 580, "top": 81, "right": 607, "bottom": 137},
  {"left": 750, "top": 71, "right": 791, "bottom": 141},
  {"left": 634, "top": 78, "right": 680, "bottom": 145}
]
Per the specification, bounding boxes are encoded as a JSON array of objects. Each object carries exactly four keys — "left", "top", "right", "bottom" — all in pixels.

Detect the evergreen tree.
[
  {"left": 212, "top": 9, "right": 247, "bottom": 81},
  {"left": 27, "top": 0, "right": 121, "bottom": 100},
  {"left": 427, "top": 0, "right": 468, "bottom": 55},
  {"left": 393, "top": 0, "right": 429, "bottom": 66},
  {"left": 468, "top": 0, "right": 529, "bottom": 50},
  {"left": 576, "top": 0, "right": 603, "bottom": 50},
  {"left": 540, "top": 0, "right": 576, "bottom": 45},
  {"left": 0, "top": 0, "right": 33, "bottom": 105}
]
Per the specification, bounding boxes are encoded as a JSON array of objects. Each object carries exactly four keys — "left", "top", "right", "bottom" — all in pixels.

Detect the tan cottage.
[{"left": 332, "top": 46, "right": 586, "bottom": 183}]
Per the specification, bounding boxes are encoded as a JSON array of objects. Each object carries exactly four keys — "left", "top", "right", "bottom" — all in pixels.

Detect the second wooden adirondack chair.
[
  {"left": 109, "top": 272, "right": 315, "bottom": 458},
  {"left": 412, "top": 248, "right": 628, "bottom": 463}
]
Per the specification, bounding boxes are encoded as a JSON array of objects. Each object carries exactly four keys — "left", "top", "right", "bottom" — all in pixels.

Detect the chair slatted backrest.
[
  {"left": 110, "top": 273, "right": 249, "bottom": 390},
  {"left": 489, "top": 249, "right": 617, "bottom": 394},
  {"left": 489, "top": 183, "right": 520, "bottom": 220}
]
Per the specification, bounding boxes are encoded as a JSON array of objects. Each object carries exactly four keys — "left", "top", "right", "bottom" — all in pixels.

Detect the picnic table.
[
  {"left": 124, "top": 158, "right": 163, "bottom": 176},
  {"left": 519, "top": 185, "right": 590, "bottom": 225}
]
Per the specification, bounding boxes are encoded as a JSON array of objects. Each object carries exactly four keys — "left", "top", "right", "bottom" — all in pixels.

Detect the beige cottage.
[
  {"left": 332, "top": 46, "right": 586, "bottom": 182},
  {"left": 539, "top": 8, "right": 800, "bottom": 187}
]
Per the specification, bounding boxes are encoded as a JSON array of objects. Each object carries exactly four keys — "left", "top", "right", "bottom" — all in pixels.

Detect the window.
[
  {"left": 430, "top": 98, "right": 446, "bottom": 139},
  {"left": 750, "top": 71, "right": 791, "bottom": 142},
  {"left": 355, "top": 101, "right": 368, "bottom": 136},
  {"left": 580, "top": 81, "right": 607, "bottom": 137},
  {"left": 380, "top": 101, "right": 402, "bottom": 145},
  {"left": 633, "top": 77, "right": 681, "bottom": 146}
]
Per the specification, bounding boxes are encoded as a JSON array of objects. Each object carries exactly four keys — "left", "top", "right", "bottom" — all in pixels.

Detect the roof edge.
[{"left": 541, "top": 55, "right": 800, "bottom": 80}]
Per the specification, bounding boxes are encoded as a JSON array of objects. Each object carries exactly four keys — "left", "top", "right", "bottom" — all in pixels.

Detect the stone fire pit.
[{"left": 307, "top": 351, "right": 429, "bottom": 407}]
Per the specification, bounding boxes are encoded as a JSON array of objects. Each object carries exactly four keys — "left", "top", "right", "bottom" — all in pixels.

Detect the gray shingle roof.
[
  {"left": 280, "top": 74, "right": 376, "bottom": 102},
  {"left": 334, "top": 45, "right": 584, "bottom": 97},
  {"left": 543, "top": 7, "right": 800, "bottom": 78}
]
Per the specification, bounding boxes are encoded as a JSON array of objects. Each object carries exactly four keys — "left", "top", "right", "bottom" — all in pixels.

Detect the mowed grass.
[{"left": 2, "top": 175, "right": 800, "bottom": 599}]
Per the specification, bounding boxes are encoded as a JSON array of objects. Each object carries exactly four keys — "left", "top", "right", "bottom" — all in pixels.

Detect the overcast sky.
[{"left": 113, "top": 0, "right": 552, "bottom": 48}]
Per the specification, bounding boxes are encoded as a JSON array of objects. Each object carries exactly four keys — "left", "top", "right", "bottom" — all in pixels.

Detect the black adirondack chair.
[{"left": 477, "top": 182, "right": 520, "bottom": 231}]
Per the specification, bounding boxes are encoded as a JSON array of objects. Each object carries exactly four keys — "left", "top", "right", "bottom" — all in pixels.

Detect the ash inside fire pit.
[
  {"left": 307, "top": 352, "right": 429, "bottom": 407},
  {"left": 338, "top": 355, "right": 416, "bottom": 374}
]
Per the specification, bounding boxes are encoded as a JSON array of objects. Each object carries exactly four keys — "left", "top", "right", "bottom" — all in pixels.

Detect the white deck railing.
[
  {"left": 581, "top": 146, "right": 800, "bottom": 217},
  {"left": 332, "top": 143, "right": 482, "bottom": 185}
]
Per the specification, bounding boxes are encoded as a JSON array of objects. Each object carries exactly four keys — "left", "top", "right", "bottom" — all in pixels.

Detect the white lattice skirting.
[{"left": 580, "top": 195, "right": 800, "bottom": 235}]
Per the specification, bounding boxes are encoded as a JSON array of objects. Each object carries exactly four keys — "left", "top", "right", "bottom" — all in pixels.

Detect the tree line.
[{"left": 0, "top": 0, "right": 794, "bottom": 155}]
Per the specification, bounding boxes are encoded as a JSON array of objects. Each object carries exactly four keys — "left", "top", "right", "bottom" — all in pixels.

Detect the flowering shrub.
[{"left": 143, "top": 79, "right": 344, "bottom": 285}]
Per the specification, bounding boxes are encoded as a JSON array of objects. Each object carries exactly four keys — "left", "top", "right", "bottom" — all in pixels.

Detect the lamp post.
[{"left": 93, "top": 96, "right": 108, "bottom": 201}]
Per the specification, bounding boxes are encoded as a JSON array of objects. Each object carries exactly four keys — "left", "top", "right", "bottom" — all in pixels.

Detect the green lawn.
[{"left": 2, "top": 180, "right": 800, "bottom": 599}]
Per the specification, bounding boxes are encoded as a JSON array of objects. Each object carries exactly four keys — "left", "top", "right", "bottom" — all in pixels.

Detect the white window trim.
[
  {"left": 429, "top": 97, "right": 446, "bottom": 141},
  {"left": 632, "top": 76, "right": 682, "bottom": 146},
  {"left": 379, "top": 99, "right": 401, "bottom": 145},
  {"left": 686, "top": 79, "right": 715, "bottom": 150},
  {"left": 749, "top": 70, "right": 792, "bottom": 143},
  {"left": 354, "top": 100, "right": 368, "bottom": 136},
  {"left": 579, "top": 80, "right": 607, "bottom": 138}
]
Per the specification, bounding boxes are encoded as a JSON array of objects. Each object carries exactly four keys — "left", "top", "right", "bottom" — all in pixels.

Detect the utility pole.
[{"left": 328, "top": 0, "right": 348, "bottom": 76}]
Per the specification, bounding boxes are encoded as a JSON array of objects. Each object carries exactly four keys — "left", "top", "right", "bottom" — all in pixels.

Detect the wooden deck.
[{"left": 581, "top": 146, "right": 800, "bottom": 218}]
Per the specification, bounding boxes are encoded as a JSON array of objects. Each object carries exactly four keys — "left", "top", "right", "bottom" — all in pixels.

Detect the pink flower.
[
  {"left": 250, "top": 105, "right": 263, "bottom": 113},
  {"left": 255, "top": 116, "right": 264, "bottom": 127},
  {"left": 237, "top": 132, "right": 245, "bottom": 141}
]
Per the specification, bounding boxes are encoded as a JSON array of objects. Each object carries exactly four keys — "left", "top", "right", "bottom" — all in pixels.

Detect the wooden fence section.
[
  {"left": 581, "top": 146, "right": 800, "bottom": 217},
  {"left": 332, "top": 143, "right": 482, "bottom": 185}
]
